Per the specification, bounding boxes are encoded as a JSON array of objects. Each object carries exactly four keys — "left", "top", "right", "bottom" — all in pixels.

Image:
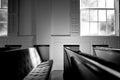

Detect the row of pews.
[
  {"left": 0, "top": 46, "right": 53, "bottom": 80},
  {"left": 64, "top": 47, "right": 120, "bottom": 80}
]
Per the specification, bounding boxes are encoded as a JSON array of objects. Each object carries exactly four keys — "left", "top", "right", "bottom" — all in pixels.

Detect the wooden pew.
[
  {"left": 92, "top": 45, "right": 108, "bottom": 56},
  {"left": 0, "top": 47, "right": 53, "bottom": 80},
  {"left": 64, "top": 48, "right": 120, "bottom": 80},
  {"left": 94, "top": 47, "right": 120, "bottom": 66},
  {"left": 0, "top": 45, "right": 22, "bottom": 52},
  {"left": 33, "top": 45, "right": 49, "bottom": 62},
  {"left": 70, "top": 56, "right": 102, "bottom": 80},
  {"left": 23, "top": 60, "right": 53, "bottom": 80},
  {"left": 64, "top": 48, "right": 73, "bottom": 80}
]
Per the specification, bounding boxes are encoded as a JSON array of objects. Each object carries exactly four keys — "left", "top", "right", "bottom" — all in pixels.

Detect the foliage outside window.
[
  {"left": 0, "top": 0, "right": 8, "bottom": 36},
  {"left": 80, "top": 0, "right": 117, "bottom": 36}
]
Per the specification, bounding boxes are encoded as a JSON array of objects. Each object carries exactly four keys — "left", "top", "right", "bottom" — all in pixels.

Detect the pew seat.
[{"left": 24, "top": 60, "right": 53, "bottom": 80}]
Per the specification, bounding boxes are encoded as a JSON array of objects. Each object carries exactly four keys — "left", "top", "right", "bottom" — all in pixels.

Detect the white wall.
[
  {"left": 51, "top": 0, "right": 70, "bottom": 35},
  {"left": 19, "top": 0, "right": 33, "bottom": 36},
  {"left": 35, "top": 0, "right": 51, "bottom": 45}
]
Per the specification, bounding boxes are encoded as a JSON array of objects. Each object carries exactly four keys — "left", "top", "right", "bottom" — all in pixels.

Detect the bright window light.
[
  {"left": 80, "top": 0, "right": 117, "bottom": 36},
  {"left": 0, "top": 0, "right": 8, "bottom": 36}
]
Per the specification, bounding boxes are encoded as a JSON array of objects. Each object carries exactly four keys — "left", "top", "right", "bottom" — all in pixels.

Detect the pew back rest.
[
  {"left": 94, "top": 47, "right": 120, "bottom": 65},
  {"left": 65, "top": 48, "right": 120, "bottom": 80},
  {"left": 64, "top": 48, "right": 73, "bottom": 80},
  {"left": 33, "top": 45, "right": 49, "bottom": 62},
  {"left": 64, "top": 48, "right": 101, "bottom": 80},
  {"left": 70, "top": 56, "right": 103, "bottom": 80},
  {"left": 0, "top": 45, "right": 22, "bottom": 52},
  {"left": 0, "top": 47, "right": 42, "bottom": 80},
  {"left": 76, "top": 53, "right": 120, "bottom": 80}
]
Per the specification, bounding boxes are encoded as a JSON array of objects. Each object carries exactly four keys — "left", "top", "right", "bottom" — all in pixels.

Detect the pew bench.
[
  {"left": 0, "top": 47, "right": 53, "bottom": 80},
  {"left": 64, "top": 47, "right": 120, "bottom": 80}
]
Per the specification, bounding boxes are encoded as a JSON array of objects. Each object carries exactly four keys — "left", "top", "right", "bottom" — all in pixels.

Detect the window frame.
[{"left": 79, "top": 0, "right": 119, "bottom": 36}]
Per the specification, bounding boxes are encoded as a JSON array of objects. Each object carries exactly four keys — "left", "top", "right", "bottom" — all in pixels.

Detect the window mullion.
[
  {"left": 97, "top": 0, "right": 99, "bottom": 35},
  {"left": 89, "top": 9, "right": 90, "bottom": 34},
  {"left": 106, "top": 10, "right": 107, "bottom": 34},
  {"left": 114, "top": 0, "right": 116, "bottom": 35}
]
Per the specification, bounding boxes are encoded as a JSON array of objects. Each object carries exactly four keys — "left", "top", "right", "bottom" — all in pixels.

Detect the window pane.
[
  {"left": 0, "top": 23, "right": 7, "bottom": 36},
  {"left": 107, "top": 21, "right": 115, "bottom": 35},
  {"left": 80, "top": 21, "right": 89, "bottom": 36},
  {"left": 99, "top": 10, "right": 106, "bottom": 21},
  {"left": 107, "top": 10, "right": 115, "bottom": 35},
  {"left": 81, "top": 10, "right": 89, "bottom": 22},
  {"left": 80, "top": 0, "right": 97, "bottom": 8},
  {"left": 0, "top": 10, "right": 7, "bottom": 22},
  {"left": 99, "top": 22, "right": 106, "bottom": 35},
  {"left": 98, "top": 0, "right": 105, "bottom": 8},
  {"left": 90, "top": 10, "right": 97, "bottom": 21},
  {"left": 107, "top": 10, "right": 114, "bottom": 22},
  {"left": 1, "top": 0, "right": 8, "bottom": 8},
  {"left": 90, "top": 22, "right": 98, "bottom": 34},
  {"left": 106, "top": 0, "right": 114, "bottom": 8}
]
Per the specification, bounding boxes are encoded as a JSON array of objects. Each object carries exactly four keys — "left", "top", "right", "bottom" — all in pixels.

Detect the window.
[
  {"left": 80, "top": 0, "right": 119, "bottom": 36},
  {"left": 0, "top": 0, "right": 8, "bottom": 36}
]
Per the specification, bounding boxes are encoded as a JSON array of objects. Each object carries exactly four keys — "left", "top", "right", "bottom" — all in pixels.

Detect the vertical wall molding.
[
  {"left": 18, "top": 0, "right": 33, "bottom": 36},
  {"left": 8, "top": 0, "right": 19, "bottom": 36},
  {"left": 70, "top": 0, "right": 80, "bottom": 36}
]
